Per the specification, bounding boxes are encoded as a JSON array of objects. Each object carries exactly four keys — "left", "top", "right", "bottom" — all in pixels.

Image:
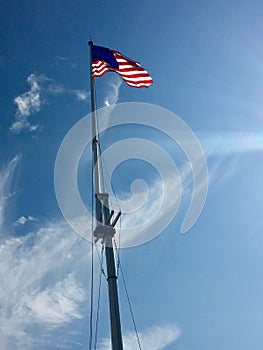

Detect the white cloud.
[
  {"left": 0, "top": 155, "right": 21, "bottom": 229},
  {"left": 56, "top": 56, "right": 77, "bottom": 69},
  {"left": 24, "top": 273, "right": 85, "bottom": 325},
  {"left": 107, "top": 150, "right": 240, "bottom": 246},
  {"left": 0, "top": 211, "right": 182, "bottom": 349},
  {"left": 15, "top": 74, "right": 43, "bottom": 117},
  {"left": 14, "top": 215, "right": 38, "bottom": 226},
  {"left": 0, "top": 220, "right": 88, "bottom": 349},
  {"left": 0, "top": 155, "right": 185, "bottom": 349},
  {"left": 111, "top": 174, "right": 180, "bottom": 247},
  {"left": 10, "top": 73, "right": 87, "bottom": 134},
  {"left": 47, "top": 83, "right": 65, "bottom": 95},
  {"left": 73, "top": 89, "right": 90, "bottom": 101},
  {"left": 104, "top": 75, "right": 122, "bottom": 107},
  {"left": 0, "top": 158, "right": 90, "bottom": 348},
  {"left": 10, "top": 74, "right": 49, "bottom": 134},
  {"left": 28, "top": 124, "right": 41, "bottom": 132},
  {"left": 200, "top": 131, "right": 263, "bottom": 155},
  {"left": 98, "top": 324, "right": 181, "bottom": 350}
]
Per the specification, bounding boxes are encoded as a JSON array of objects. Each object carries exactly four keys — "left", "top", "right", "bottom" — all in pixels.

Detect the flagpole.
[{"left": 88, "top": 41, "right": 124, "bottom": 350}]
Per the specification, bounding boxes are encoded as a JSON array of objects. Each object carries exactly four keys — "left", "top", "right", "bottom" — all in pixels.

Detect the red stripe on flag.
[{"left": 92, "top": 49, "right": 153, "bottom": 88}]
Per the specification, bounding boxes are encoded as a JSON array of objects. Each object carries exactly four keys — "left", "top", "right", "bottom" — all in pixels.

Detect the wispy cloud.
[
  {"left": 0, "top": 220, "right": 88, "bottom": 349},
  {"left": 98, "top": 324, "right": 181, "bottom": 350},
  {"left": 107, "top": 149, "right": 240, "bottom": 246},
  {"left": 200, "top": 131, "right": 263, "bottom": 155},
  {"left": 10, "top": 74, "right": 45, "bottom": 134},
  {"left": 24, "top": 273, "right": 85, "bottom": 325},
  {"left": 0, "top": 154, "right": 87, "bottom": 347},
  {"left": 104, "top": 75, "right": 122, "bottom": 107},
  {"left": 47, "top": 83, "right": 65, "bottom": 95},
  {"left": 73, "top": 89, "right": 90, "bottom": 101},
  {"left": 0, "top": 157, "right": 92, "bottom": 349},
  {"left": 10, "top": 73, "right": 90, "bottom": 134},
  {"left": 96, "top": 75, "right": 123, "bottom": 132},
  {"left": 0, "top": 154, "right": 184, "bottom": 349},
  {"left": 56, "top": 56, "right": 77, "bottom": 69},
  {"left": 111, "top": 174, "right": 180, "bottom": 247},
  {"left": 0, "top": 155, "right": 21, "bottom": 229},
  {"left": 109, "top": 131, "right": 257, "bottom": 235},
  {"left": 10, "top": 74, "right": 59, "bottom": 134},
  {"left": 14, "top": 215, "right": 38, "bottom": 226},
  {"left": 0, "top": 155, "right": 89, "bottom": 350},
  {"left": 28, "top": 124, "right": 41, "bottom": 132}
]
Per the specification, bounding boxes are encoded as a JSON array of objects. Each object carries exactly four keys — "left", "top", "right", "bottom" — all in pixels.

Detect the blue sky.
[{"left": 1, "top": 1, "right": 263, "bottom": 349}]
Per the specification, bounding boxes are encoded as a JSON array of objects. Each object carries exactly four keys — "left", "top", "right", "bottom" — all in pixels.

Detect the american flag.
[{"left": 91, "top": 45, "right": 153, "bottom": 88}]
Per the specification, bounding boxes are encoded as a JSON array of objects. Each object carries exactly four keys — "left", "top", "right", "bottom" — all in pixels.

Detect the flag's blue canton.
[{"left": 92, "top": 45, "right": 119, "bottom": 69}]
